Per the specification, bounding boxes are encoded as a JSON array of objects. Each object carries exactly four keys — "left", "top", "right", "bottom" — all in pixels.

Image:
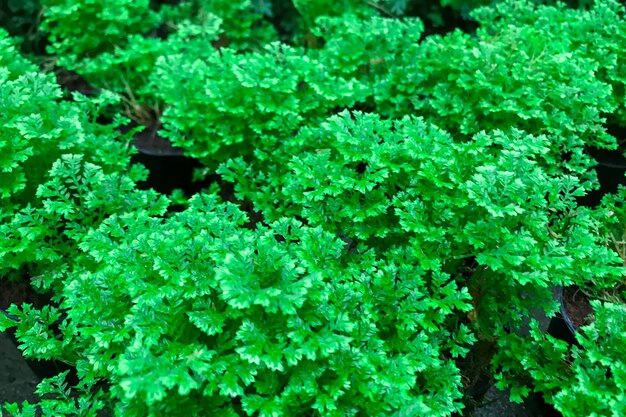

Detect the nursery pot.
[
  {"left": 1, "top": 308, "right": 79, "bottom": 385},
  {"left": 548, "top": 286, "right": 594, "bottom": 346},
  {"left": 578, "top": 148, "right": 626, "bottom": 207},
  {"left": 0, "top": 277, "right": 78, "bottom": 385},
  {"left": 129, "top": 123, "right": 213, "bottom": 196},
  {"left": 131, "top": 123, "right": 184, "bottom": 157},
  {"left": 559, "top": 285, "right": 593, "bottom": 335}
]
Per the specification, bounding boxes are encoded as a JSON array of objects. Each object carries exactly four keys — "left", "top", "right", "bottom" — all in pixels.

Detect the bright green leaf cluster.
[
  {"left": 553, "top": 301, "right": 626, "bottom": 416},
  {"left": 4, "top": 1, "right": 626, "bottom": 416},
  {"left": 152, "top": 41, "right": 363, "bottom": 167},
  {"left": 41, "top": 195, "right": 471, "bottom": 416},
  {"left": 0, "top": 27, "right": 133, "bottom": 218},
  {"left": 0, "top": 154, "right": 168, "bottom": 291},
  {"left": 473, "top": 0, "right": 626, "bottom": 125},
  {"left": 41, "top": 0, "right": 158, "bottom": 59}
]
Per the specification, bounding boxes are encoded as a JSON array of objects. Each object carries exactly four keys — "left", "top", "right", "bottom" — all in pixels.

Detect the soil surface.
[
  {"left": 561, "top": 286, "right": 594, "bottom": 332},
  {"left": 0, "top": 280, "right": 49, "bottom": 313},
  {"left": 470, "top": 386, "right": 543, "bottom": 417}
]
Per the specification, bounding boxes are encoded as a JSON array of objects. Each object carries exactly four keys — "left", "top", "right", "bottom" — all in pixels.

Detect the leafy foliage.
[
  {"left": 0, "top": 25, "right": 152, "bottom": 291},
  {"left": 4, "top": 0, "right": 626, "bottom": 416},
  {"left": 553, "top": 301, "right": 626, "bottom": 417},
  {"left": 187, "top": 0, "right": 277, "bottom": 48},
  {"left": 0, "top": 195, "right": 473, "bottom": 416},
  {"left": 0, "top": 28, "right": 132, "bottom": 217},
  {"left": 224, "top": 111, "right": 624, "bottom": 337},
  {"left": 2, "top": 371, "right": 108, "bottom": 417},
  {"left": 41, "top": 0, "right": 158, "bottom": 59},
  {"left": 473, "top": 0, "right": 626, "bottom": 125},
  {"left": 375, "top": 4, "right": 616, "bottom": 179},
  {"left": 0, "top": 155, "right": 168, "bottom": 291},
  {"left": 152, "top": 41, "right": 363, "bottom": 167}
]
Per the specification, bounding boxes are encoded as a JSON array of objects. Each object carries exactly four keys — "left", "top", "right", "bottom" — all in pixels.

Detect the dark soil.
[
  {"left": 560, "top": 286, "right": 594, "bottom": 332},
  {"left": 0, "top": 279, "right": 50, "bottom": 313},
  {"left": 468, "top": 386, "right": 547, "bottom": 417},
  {"left": 54, "top": 69, "right": 100, "bottom": 97}
]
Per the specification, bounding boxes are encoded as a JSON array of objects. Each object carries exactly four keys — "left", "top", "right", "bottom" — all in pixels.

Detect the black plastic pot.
[
  {"left": 129, "top": 124, "right": 212, "bottom": 196},
  {"left": 548, "top": 286, "right": 594, "bottom": 347},
  {"left": 0, "top": 307, "right": 18, "bottom": 323},
  {"left": 548, "top": 297, "right": 574, "bottom": 345},
  {"left": 560, "top": 286, "right": 594, "bottom": 335},
  {"left": 558, "top": 286, "right": 578, "bottom": 336},
  {"left": 131, "top": 123, "right": 184, "bottom": 157},
  {"left": 1, "top": 308, "right": 79, "bottom": 385},
  {"left": 577, "top": 148, "right": 626, "bottom": 207}
]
